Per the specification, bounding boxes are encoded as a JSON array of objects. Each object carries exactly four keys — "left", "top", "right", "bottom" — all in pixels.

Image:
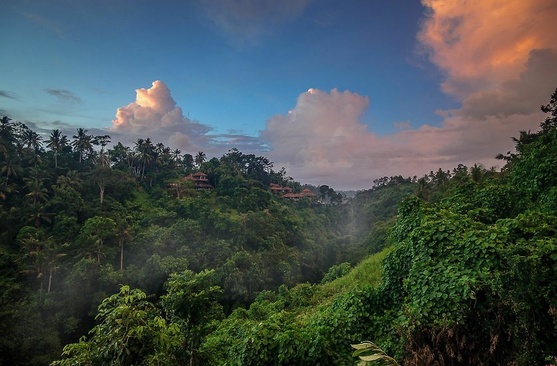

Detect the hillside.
[{"left": 1, "top": 88, "right": 557, "bottom": 365}]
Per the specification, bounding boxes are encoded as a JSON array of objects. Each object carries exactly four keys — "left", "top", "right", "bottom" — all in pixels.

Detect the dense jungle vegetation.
[{"left": 1, "top": 89, "right": 557, "bottom": 365}]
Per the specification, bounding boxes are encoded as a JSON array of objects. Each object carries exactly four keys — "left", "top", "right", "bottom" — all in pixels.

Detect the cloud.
[
  {"left": 260, "top": 85, "right": 547, "bottom": 190},
  {"left": 258, "top": 1, "right": 557, "bottom": 190},
  {"left": 0, "top": 90, "right": 18, "bottom": 100},
  {"left": 110, "top": 80, "right": 212, "bottom": 151},
  {"left": 457, "top": 49, "right": 557, "bottom": 120},
  {"left": 261, "top": 88, "right": 394, "bottom": 188},
  {"left": 45, "top": 88, "right": 81, "bottom": 104},
  {"left": 198, "top": 0, "right": 310, "bottom": 45},
  {"left": 417, "top": 0, "right": 557, "bottom": 97}
]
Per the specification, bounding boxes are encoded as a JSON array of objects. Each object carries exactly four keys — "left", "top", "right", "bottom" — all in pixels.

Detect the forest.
[{"left": 1, "top": 88, "right": 556, "bottom": 365}]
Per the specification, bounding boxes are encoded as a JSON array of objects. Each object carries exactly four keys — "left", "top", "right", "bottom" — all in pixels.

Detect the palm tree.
[
  {"left": 183, "top": 153, "right": 194, "bottom": 172},
  {"left": 80, "top": 216, "right": 117, "bottom": 265},
  {"left": 117, "top": 223, "right": 131, "bottom": 271},
  {"left": 56, "top": 170, "right": 82, "bottom": 190},
  {"left": 72, "top": 128, "right": 93, "bottom": 163},
  {"left": 195, "top": 151, "right": 206, "bottom": 169},
  {"left": 94, "top": 134, "right": 111, "bottom": 167},
  {"left": 156, "top": 146, "right": 172, "bottom": 169},
  {"left": 46, "top": 129, "right": 69, "bottom": 168},
  {"left": 19, "top": 230, "right": 63, "bottom": 295},
  {"left": 21, "top": 127, "right": 42, "bottom": 151},
  {"left": 0, "top": 116, "right": 16, "bottom": 156},
  {"left": 1, "top": 158, "right": 20, "bottom": 187},
  {"left": 24, "top": 178, "right": 49, "bottom": 205},
  {"left": 109, "top": 142, "right": 134, "bottom": 171},
  {"left": 135, "top": 138, "right": 154, "bottom": 179},
  {"left": 171, "top": 149, "right": 182, "bottom": 163}
]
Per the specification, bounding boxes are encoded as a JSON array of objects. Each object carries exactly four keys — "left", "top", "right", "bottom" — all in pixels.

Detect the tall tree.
[
  {"left": 71, "top": 128, "right": 93, "bottom": 164},
  {"left": 135, "top": 138, "right": 154, "bottom": 179},
  {"left": 194, "top": 151, "right": 206, "bottom": 169},
  {"left": 171, "top": 149, "right": 182, "bottom": 167},
  {"left": 94, "top": 134, "right": 111, "bottom": 168},
  {"left": 183, "top": 153, "right": 194, "bottom": 172},
  {"left": 24, "top": 178, "right": 48, "bottom": 205},
  {"left": 46, "top": 129, "right": 68, "bottom": 168},
  {"left": 18, "top": 227, "right": 62, "bottom": 296},
  {"left": 79, "top": 216, "right": 117, "bottom": 265},
  {"left": 51, "top": 286, "right": 181, "bottom": 366},
  {"left": 20, "top": 127, "right": 42, "bottom": 151},
  {"left": 162, "top": 269, "right": 223, "bottom": 366},
  {"left": 1, "top": 158, "right": 19, "bottom": 187},
  {"left": 0, "top": 116, "right": 16, "bottom": 155},
  {"left": 109, "top": 142, "right": 134, "bottom": 170}
]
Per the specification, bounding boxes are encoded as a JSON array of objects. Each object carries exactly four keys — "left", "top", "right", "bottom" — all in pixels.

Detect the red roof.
[{"left": 282, "top": 189, "right": 316, "bottom": 199}]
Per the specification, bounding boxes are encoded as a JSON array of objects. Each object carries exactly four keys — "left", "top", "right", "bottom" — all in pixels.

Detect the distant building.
[
  {"left": 184, "top": 172, "right": 213, "bottom": 190},
  {"left": 281, "top": 188, "right": 316, "bottom": 201},
  {"left": 270, "top": 183, "right": 292, "bottom": 195}
]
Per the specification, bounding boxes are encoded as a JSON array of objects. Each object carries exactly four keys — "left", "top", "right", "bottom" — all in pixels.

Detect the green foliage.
[
  {"left": 51, "top": 285, "right": 180, "bottom": 366},
  {"left": 352, "top": 342, "right": 399, "bottom": 366},
  {"left": 5, "top": 88, "right": 557, "bottom": 366},
  {"left": 321, "top": 262, "right": 351, "bottom": 284},
  {"left": 161, "top": 269, "right": 224, "bottom": 365}
]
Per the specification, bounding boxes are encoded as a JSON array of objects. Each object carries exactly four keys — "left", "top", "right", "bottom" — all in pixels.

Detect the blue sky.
[{"left": 2, "top": 0, "right": 557, "bottom": 189}]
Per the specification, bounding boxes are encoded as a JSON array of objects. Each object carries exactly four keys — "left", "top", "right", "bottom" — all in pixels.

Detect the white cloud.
[
  {"left": 110, "top": 80, "right": 213, "bottom": 152},
  {"left": 109, "top": 80, "right": 267, "bottom": 155},
  {"left": 260, "top": 84, "right": 547, "bottom": 190}
]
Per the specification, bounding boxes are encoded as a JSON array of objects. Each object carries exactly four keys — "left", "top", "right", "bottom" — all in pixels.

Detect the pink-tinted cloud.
[
  {"left": 109, "top": 80, "right": 266, "bottom": 155},
  {"left": 418, "top": 0, "right": 557, "bottom": 97},
  {"left": 260, "top": 1, "right": 557, "bottom": 190},
  {"left": 110, "top": 80, "right": 212, "bottom": 152},
  {"left": 261, "top": 88, "right": 417, "bottom": 189},
  {"left": 457, "top": 49, "right": 557, "bottom": 120},
  {"left": 253, "top": 0, "right": 552, "bottom": 190},
  {"left": 261, "top": 85, "right": 546, "bottom": 190}
]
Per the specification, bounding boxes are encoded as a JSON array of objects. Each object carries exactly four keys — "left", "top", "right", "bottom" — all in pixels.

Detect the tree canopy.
[{"left": 1, "top": 88, "right": 557, "bottom": 366}]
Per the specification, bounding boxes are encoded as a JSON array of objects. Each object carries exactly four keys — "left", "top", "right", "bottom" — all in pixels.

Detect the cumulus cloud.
[
  {"left": 110, "top": 80, "right": 212, "bottom": 152},
  {"left": 261, "top": 85, "right": 547, "bottom": 190},
  {"left": 198, "top": 0, "right": 310, "bottom": 45},
  {"left": 109, "top": 80, "right": 266, "bottom": 154},
  {"left": 261, "top": 89, "right": 411, "bottom": 188}
]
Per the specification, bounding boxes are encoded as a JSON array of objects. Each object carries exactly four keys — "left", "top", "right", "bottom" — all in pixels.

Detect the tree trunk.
[
  {"left": 48, "top": 268, "right": 53, "bottom": 293},
  {"left": 189, "top": 339, "right": 194, "bottom": 366},
  {"left": 120, "top": 241, "right": 124, "bottom": 271},
  {"left": 99, "top": 185, "right": 105, "bottom": 204}
]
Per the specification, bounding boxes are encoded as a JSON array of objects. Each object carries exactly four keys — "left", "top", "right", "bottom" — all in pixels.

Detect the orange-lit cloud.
[
  {"left": 418, "top": 0, "right": 557, "bottom": 97},
  {"left": 110, "top": 80, "right": 212, "bottom": 151},
  {"left": 110, "top": 80, "right": 266, "bottom": 154},
  {"left": 260, "top": 1, "right": 557, "bottom": 189}
]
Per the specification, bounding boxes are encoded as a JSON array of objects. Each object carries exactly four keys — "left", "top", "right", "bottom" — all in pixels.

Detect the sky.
[{"left": 2, "top": 0, "right": 557, "bottom": 190}]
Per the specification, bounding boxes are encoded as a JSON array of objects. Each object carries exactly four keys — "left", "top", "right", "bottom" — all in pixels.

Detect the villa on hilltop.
[
  {"left": 282, "top": 188, "right": 316, "bottom": 200},
  {"left": 183, "top": 172, "right": 213, "bottom": 190},
  {"left": 270, "top": 183, "right": 292, "bottom": 195},
  {"left": 270, "top": 183, "right": 316, "bottom": 201}
]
